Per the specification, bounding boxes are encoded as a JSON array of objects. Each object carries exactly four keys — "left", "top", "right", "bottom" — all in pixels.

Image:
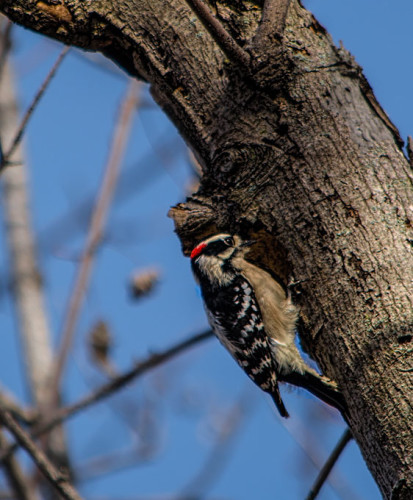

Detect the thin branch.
[
  {"left": 0, "top": 430, "right": 38, "bottom": 500},
  {"left": 0, "top": 409, "right": 82, "bottom": 500},
  {"left": 0, "top": 330, "right": 213, "bottom": 462},
  {"left": 184, "top": 0, "right": 251, "bottom": 68},
  {"left": 51, "top": 79, "right": 141, "bottom": 396},
  {"left": 306, "top": 427, "right": 353, "bottom": 500},
  {"left": 280, "top": 412, "right": 358, "bottom": 500},
  {"left": 47, "top": 330, "right": 212, "bottom": 435},
  {"left": 0, "top": 389, "right": 36, "bottom": 426},
  {"left": 407, "top": 136, "right": 413, "bottom": 169},
  {"left": 253, "top": 0, "right": 292, "bottom": 49},
  {"left": 0, "top": 46, "right": 69, "bottom": 172}
]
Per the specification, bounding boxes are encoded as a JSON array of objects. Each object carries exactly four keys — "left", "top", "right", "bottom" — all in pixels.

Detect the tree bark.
[{"left": 1, "top": 1, "right": 412, "bottom": 498}]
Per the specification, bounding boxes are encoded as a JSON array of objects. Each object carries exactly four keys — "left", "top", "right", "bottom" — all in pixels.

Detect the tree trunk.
[{"left": 1, "top": 1, "right": 412, "bottom": 497}]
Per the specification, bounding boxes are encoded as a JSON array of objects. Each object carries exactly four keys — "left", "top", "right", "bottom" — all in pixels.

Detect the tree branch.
[
  {"left": 46, "top": 330, "right": 213, "bottom": 437},
  {"left": 51, "top": 79, "right": 141, "bottom": 396},
  {"left": 184, "top": 0, "right": 251, "bottom": 68},
  {"left": 0, "top": 46, "right": 69, "bottom": 172},
  {"left": 0, "top": 1, "right": 411, "bottom": 496},
  {"left": 0, "top": 389, "right": 36, "bottom": 426},
  {"left": 0, "top": 330, "right": 213, "bottom": 462},
  {"left": 0, "top": 409, "right": 82, "bottom": 500},
  {"left": 0, "top": 430, "right": 37, "bottom": 500},
  {"left": 253, "top": 0, "right": 292, "bottom": 48},
  {"left": 407, "top": 136, "right": 413, "bottom": 169},
  {"left": 306, "top": 428, "right": 353, "bottom": 500}
]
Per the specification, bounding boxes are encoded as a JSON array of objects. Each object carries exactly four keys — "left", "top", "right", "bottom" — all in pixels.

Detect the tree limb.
[
  {"left": 253, "top": 0, "right": 292, "bottom": 47},
  {"left": 0, "top": 1, "right": 412, "bottom": 496},
  {"left": 0, "top": 389, "right": 36, "bottom": 426},
  {"left": 407, "top": 136, "right": 413, "bottom": 169},
  {"left": 0, "top": 46, "right": 69, "bottom": 172},
  {"left": 0, "top": 430, "right": 38, "bottom": 500},
  {"left": 185, "top": 0, "right": 251, "bottom": 68},
  {"left": 0, "top": 409, "right": 82, "bottom": 500},
  {"left": 306, "top": 428, "right": 353, "bottom": 500},
  {"left": 0, "top": 330, "right": 213, "bottom": 462},
  {"left": 51, "top": 79, "right": 141, "bottom": 395}
]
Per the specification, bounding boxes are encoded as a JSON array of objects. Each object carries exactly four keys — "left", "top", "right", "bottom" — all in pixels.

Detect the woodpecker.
[{"left": 190, "top": 233, "right": 345, "bottom": 418}]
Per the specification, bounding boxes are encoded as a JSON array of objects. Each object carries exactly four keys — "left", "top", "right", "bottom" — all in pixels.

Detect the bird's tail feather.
[
  {"left": 271, "top": 387, "right": 290, "bottom": 418},
  {"left": 279, "top": 370, "right": 347, "bottom": 416}
]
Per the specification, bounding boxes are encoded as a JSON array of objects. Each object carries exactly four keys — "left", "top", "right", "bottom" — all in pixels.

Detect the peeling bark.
[{"left": 1, "top": 1, "right": 412, "bottom": 497}]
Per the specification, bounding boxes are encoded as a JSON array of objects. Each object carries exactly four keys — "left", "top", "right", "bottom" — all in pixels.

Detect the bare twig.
[
  {"left": 0, "top": 46, "right": 69, "bottom": 172},
  {"left": 0, "top": 430, "right": 38, "bottom": 500},
  {"left": 253, "top": 0, "right": 291, "bottom": 50},
  {"left": 47, "top": 330, "right": 212, "bottom": 436},
  {"left": 280, "top": 412, "right": 358, "bottom": 500},
  {"left": 407, "top": 136, "right": 413, "bottom": 169},
  {"left": 0, "top": 389, "right": 36, "bottom": 425},
  {"left": 0, "top": 330, "right": 213, "bottom": 462},
  {"left": 185, "top": 0, "right": 251, "bottom": 68},
  {"left": 0, "top": 409, "right": 82, "bottom": 500},
  {"left": 52, "top": 79, "right": 141, "bottom": 396},
  {"left": 306, "top": 427, "right": 353, "bottom": 500}
]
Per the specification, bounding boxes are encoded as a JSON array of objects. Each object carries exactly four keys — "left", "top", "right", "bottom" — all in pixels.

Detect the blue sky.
[{"left": 1, "top": 1, "right": 411, "bottom": 498}]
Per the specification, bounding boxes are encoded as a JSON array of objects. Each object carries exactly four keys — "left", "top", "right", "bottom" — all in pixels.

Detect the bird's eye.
[{"left": 224, "top": 236, "right": 234, "bottom": 246}]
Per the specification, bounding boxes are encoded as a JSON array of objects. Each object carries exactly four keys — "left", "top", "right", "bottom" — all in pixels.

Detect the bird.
[{"left": 190, "top": 233, "right": 346, "bottom": 418}]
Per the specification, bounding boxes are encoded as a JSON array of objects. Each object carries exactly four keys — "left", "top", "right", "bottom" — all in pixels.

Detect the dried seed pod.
[
  {"left": 130, "top": 268, "right": 160, "bottom": 299},
  {"left": 89, "top": 320, "right": 112, "bottom": 366}
]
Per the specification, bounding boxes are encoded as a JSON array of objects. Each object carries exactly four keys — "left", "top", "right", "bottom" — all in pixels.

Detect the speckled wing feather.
[{"left": 204, "top": 276, "right": 289, "bottom": 417}]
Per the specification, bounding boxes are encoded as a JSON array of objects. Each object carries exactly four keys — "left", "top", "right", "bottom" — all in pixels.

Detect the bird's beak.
[{"left": 240, "top": 240, "right": 256, "bottom": 248}]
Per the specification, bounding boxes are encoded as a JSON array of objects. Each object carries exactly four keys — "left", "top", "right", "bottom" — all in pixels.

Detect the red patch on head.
[{"left": 190, "top": 242, "right": 206, "bottom": 260}]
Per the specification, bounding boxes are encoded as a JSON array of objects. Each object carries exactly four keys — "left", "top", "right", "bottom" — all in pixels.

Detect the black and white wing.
[{"left": 204, "top": 276, "right": 289, "bottom": 417}]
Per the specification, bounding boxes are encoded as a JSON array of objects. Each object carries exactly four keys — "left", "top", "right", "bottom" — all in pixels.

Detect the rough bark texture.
[{"left": 1, "top": 1, "right": 412, "bottom": 498}]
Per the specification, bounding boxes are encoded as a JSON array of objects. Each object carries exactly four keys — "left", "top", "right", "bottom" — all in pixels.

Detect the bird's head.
[{"left": 190, "top": 234, "right": 253, "bottom": 286}]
